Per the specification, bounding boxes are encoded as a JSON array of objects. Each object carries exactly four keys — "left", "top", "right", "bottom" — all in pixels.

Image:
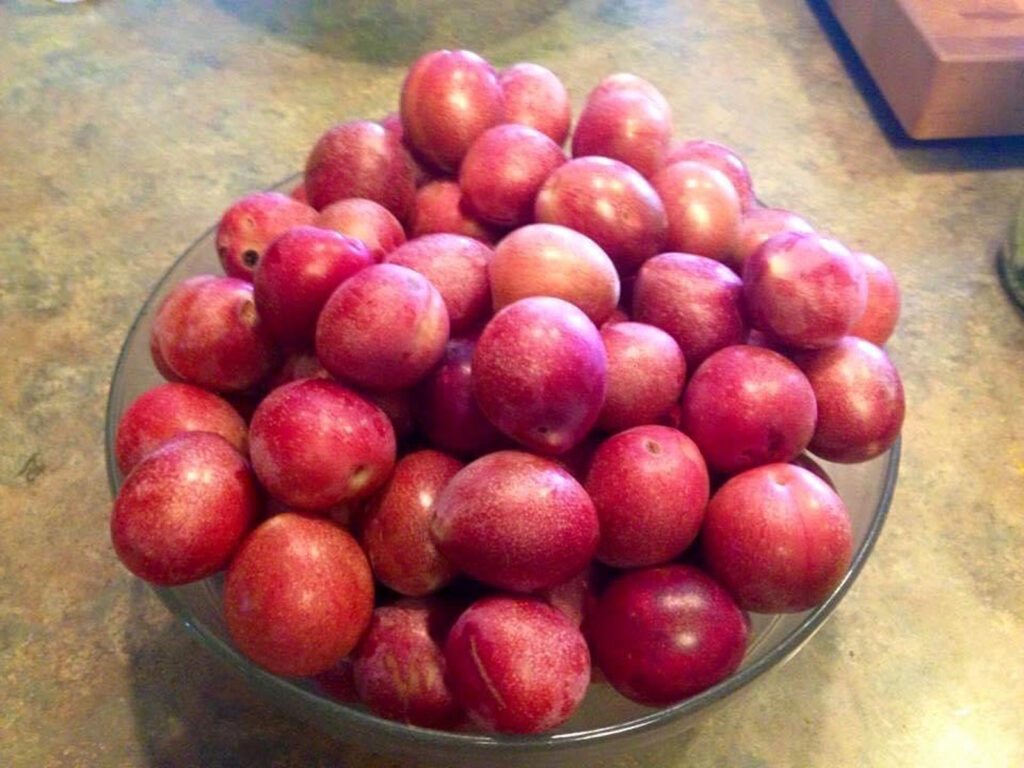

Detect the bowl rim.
[{"left": 105, "top": 174, "right": 900, "bottom": 754}]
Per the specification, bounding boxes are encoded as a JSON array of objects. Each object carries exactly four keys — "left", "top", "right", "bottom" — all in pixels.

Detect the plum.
[
  {"left": 359, "top": 388, "right": 416, "bottom": 444},
  {"left": 597, "top": 321, "right": 685, "bottom": 432},
  {"left": 151, "top": 275, "right": 278, "bottom": 392},
  {"left": 589, "top": 565, "right": 747, "bottom": 705},
  {"left": 473, "top": 297, "right": 607, "bottom": 454},
  {"left": 215, "top": 192, "right": 317, "bottom": 280},
  {"left": 572, "top": 87, "right": 671, "bottom": 178},
  {"left": 253, "top": 226, "right": 373, "bottom": 349},
  {"left": 379, "top": 111, "right": 437, "bottom": 187},
  {"left": 664, "top": 139, "right": 756, "bottom": 211},
  {"left": 653, "top": 161, "right": 741, "bottom": 262},
  {"left": 534, "top": 156, "right": 667, "bottom": 275},
  {"left": 848, "top": 251, "right": 901, "bottom": 346},
  {"left": 681, "top": 345, "right": 817, "bottom": 475},
  {"left": 114, "top": 382, "right": 247, "bottom": 475},
  {"left": 585, "top": 426, "right": 709, "bottom": 568},
  {"left": 409, "top": 180, "right": 501, "bottom": 244},
  {"left": 444, "top": 596, "right": 590, "bottom": 733},
  {"left": 266, "top": 349, "right": 330, "bottom": 391},
  {"left": 701, "top": 463, "right": 853, "bottom": 612},
  {"left": 490, "top": 224, "right": 620, "bottom": 325},
  {"left": 316, "top": 198, "right": 406, "bottom": 262},
  {"left": 731, "top": 207, "right": 814, "bottom": 273},
  {"left": 249, "top": 379, "right": 396, "bottom": 510},
  {"left": 224, "top": 513, "right": 374, "bottom": 676},
  {"left": 110, "top": 432, "right": 260, "bottom": 585},
  {"left": 587, "top": 73, "right": 671, "bottom": 119},
  {"left": 360, "top": 450, "right": 462, "bottom": 597},
  {"left": 499, "top": 62, "right": 572, "bottom": 145},
  {"left": 304, "top": 120, "right": 416, "bottom": 220},
  {"left": 431, "top": 451, "right": 599, "bottom": 592},
  {"left": 316, "top": 264, "right": 450, "bottom": 391}
]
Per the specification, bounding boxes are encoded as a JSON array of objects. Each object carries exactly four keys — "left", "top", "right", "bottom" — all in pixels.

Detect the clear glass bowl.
[{"left": 104, "top": 175, "right": 899, "bottom": 767}]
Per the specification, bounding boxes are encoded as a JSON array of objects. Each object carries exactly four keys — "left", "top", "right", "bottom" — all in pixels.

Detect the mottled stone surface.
[{"left": 1, "top": 0, "right": 1023, "bottom": 766}]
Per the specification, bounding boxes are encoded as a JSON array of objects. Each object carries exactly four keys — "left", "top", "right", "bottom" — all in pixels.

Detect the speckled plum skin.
[
  {"left": 586, "top": 73, "right": 671, "bottom": 118},
  {"left": 151, "top": 275, "right": 278, "bottom": 392},
  {"left": 304, "top": 120, "right": 416, "bottom": 220},
  {"left": 498, "top": 63, "right": 572, "bottom": 145},
  {"left": 223, "top": 513, "right": 374, "bottom": 677},
  {"left": 589, "top": 565, "right": 748, "bottom": 705},
  {"left": 415, "top": 337, "right": 504, "bottom": 457},
  {"left": 597, "top": 322, "right": 685, "bottom": 432},
  {"left": 701, "top": 464, "right": 854, "bottom": 612},
  {"left": 353, "top": 599, "right": 463, "bottom": 730},
  {"left": 215, "top": 192, "right": 317, "bottom": 280},
  {"left": 585, "top": 426, "right": 709, "bottom": 568},
  {"left": 248, "top": 379, "right": 396, "bottom": 510},
  {"left": 444, "top": 596, "right": 591, "bottom": 734},
  {"left": 490, "top": 224, "right": 620, "bottom": 325},
  {"left": 535, "top": 156, "right": 667, "bottom": 275},
  {"left": 664, "top": 139, "right": 756, "bottom": 211},
  {"left": 572, "top": 87, "right": 671, "bottom": 178},
  {"left": 653, "top": 161, "right": 741, "bottom": 262},
  {"left": 360, "top": 450, "right": 462, "bottom": 597},
  {"left": 632, "top": 253, "right": 747, "bottom": 369},
  {"left": 115, "top": 382, "right": 248, "bottom": 475},
  {"left": 385, "top": 234, "right": 493, "bottom": 335},
  {"left": 400, "top": 50, "right": 504, "bottom": 173},
  {"left": 541, "top": 565, "right": 600, "bottom": 630},
  {"left": 409, "top": 180, "right": 501, "bottom": 244},
  {"left": 266, "top": 349, "right": 331, "bottom": 391},
  {"left": 316, "top": 264, "right": 450, "bottom": 391},
  {"left": 681, "top": 345, "right": 817, "bottom": 476},
  {"left": 472, "top": 297, "right": 607, "bottom": 455},
  {"left": 795, "top": 337, "right": 905, "bottom": 463},
  {"left": 743, "top": 232, "right": 867, "bottom": 349},
  {"left": 848, "top": 252, "right": 901, "bottom": 346},
  {"left": 731, "top": 207, "right": 814, "bottom": 273},
  {"left": 253, "top": 226, "right": 374, "bottom": 349},
  {"left": 316, "top": 198, "right": 406, "bottom": 262},
  {"left": 431, "top": 451, "right": 599, "bottom": 592},
  {"left": 460, "top": 124, "right": 566, "bottom": 228},
  {"left": 111, "top": 433, "right": 260, "bottom": 585}
]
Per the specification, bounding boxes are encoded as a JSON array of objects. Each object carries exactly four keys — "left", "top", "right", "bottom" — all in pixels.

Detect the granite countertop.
[{"left": 2, "top": 0, "right": 1023, "bottom": 766}]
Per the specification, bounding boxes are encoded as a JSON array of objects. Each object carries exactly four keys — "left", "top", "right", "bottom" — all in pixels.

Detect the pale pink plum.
[
  {"left": 316, "top": 264, "right": 450, "bottom": 391},
  {"left": 572, "top": 88, "right": 672, "bottom": 178},
  {"left": 585, "top": 426, "right": 709, "bottom": 568},
  {"left": 408, "top": 180, "right": 502, "bottom": 244},
  {"left": 316, "top": 198, "right": 406, "bottom": 262},
  {"left": 359, "top": 388, "right": 416, "bottom": 443},
  {"left": 490, "top": 224, "right": 620, "bottom": 325},
  {"left": 379, "top": 112, "right": 437, "bottom": 187},
  {"left": 266, "top": 349, "right": 331, "bottom": 391},
  {"left": 743, "top": 232, "right": 867, "bottom": 349},
  {"left": 535, "top": 156, "right": 668, "bottom": 275},
  {"left": 431, "top": 451, "right": 599, "bottom": 592},
  {"left": 444, "top": 596, "right": 590, "bottom": 734},
  {"left": 459, "top": 124, "right": 566, "bottom": 227},
  {"left": 360, "top": 450, "right": 462, "bottom": 597},
  {"left": 304, "top": 120, "right": 416, "bottom": 220},
  {"left": 848, "top": 252, "right": 901, "bottom": 346},
  {"left": 681, "top": 345, "right": 817, "bottom": 475},
  {"left": 290, "top": 183, "right": 308, "bottom": 204},
  {"left": 354, "top": 598, "right": 463, "bottom": 729},
  {"left": 385, "top": 234, "right": 493, "bottom": 335},
  {"left": 701, "top": 464, "right": 853, "bottom": 612},
  {"left": 587, "top": 73, "right": 672, "bottom": 119},
  {"left": 795, "top": 337, "right": 905, "bottom": 463},
  {"left": 632, "top": 253, "right": 747, "bottom": 369},
  {"left": 215, "top": 192, "right": 317, "bottom": 280},
  {"left": 499, "top": 62, "right": 572, "bottom": 145},
  {"left": 110, "top": 433, "right": 260, "bottom": 585},
  {"left": 589, "top": 565, "right": 747, "bottom": 705},
  {"left": 731, "top": 207, "right": 814, "bottom": 273},
  {"left": 115, "top": 382, "right": 247, "bottom": 475},
  {"left": 151, "top": 275, "right": 278, "bottom": 392},
  {"left": 664, "top": 139, "right": 756, "bottom": 211},
  {"left": 249, "top": 379, "right": 396, "bottom": 510},
  {"left": 224, "top": 513, "right": 374, "bottom": 676},
  {"left": 597, "top": 321, "right": 685, "bottom": 432},
  {"left": 400, "top": 50, "right": 504, "bottom": 172},
  {"left": 254, "top": 226, "right": 374, "bottom": 349},
  {"left": 473, "top": 297, "right": 607, "bottom": 454},
  {"left": 653, "top": 161, "right": 741, "bottom": 262},
  {"left": 415, "top": 337, "right": 504, "bottom": 457}
]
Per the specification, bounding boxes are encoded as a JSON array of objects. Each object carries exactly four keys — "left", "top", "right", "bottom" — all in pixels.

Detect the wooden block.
[{"left": 827, "top": 0, "right": 1024, "bottom": 139}]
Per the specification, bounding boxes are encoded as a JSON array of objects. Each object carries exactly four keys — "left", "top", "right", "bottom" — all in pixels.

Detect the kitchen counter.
[{"left": 2, "top": 1, "right": 1022, "bottom": 766}]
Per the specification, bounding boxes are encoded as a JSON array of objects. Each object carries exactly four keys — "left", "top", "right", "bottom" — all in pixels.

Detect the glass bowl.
[{"left": 105, "top": 175, "right": 899, "bottom": 767}]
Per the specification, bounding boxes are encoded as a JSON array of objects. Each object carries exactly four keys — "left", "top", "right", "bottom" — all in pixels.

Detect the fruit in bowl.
[{"left": 105, "top": 48, "right": 902, "bottom": 758}]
